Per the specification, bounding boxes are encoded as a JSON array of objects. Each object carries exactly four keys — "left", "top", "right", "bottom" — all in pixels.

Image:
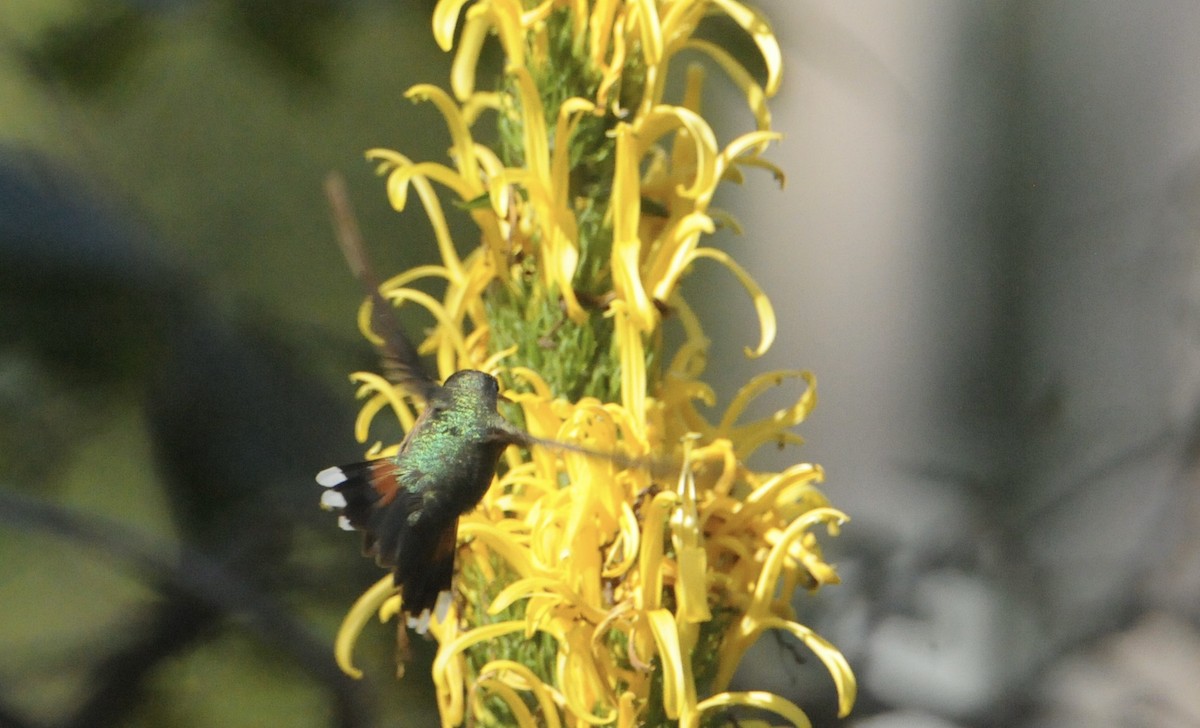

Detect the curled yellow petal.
[
  {"left": 435, "top": 621, "right": 527, "bottom": 725},
  {"left": 508, "top": 65, "right": 550, "bottom": 177},
  {"left": 473, "top": 677, "right": 538, "bottom": 727},
  {"left": 610, "top": 300, "right": 648, "bottom": 440},
  {"left": 760, "top": 617, "right": 857, "bottom": 718},
  {"left": 611, "top": 124, "right": 657, "bottom": 332},
  {"left": 644, "top": 212, "right": 716, "bottom": 303},
  {"left": 459, "top": 520, "right": 536, "bottom": 576},
  {"left": 683, "top": 40, "right": 771, "bottom": 131},
  {"left": 752, "top": 508, "right": 847, "bottom": 610},
  {"left": 432, "top": 0, "right": 472, "bottom": 52},
  {"left": 696, "top": 690, "right": 812, "bottom": 728},
  {"left": 690, "top": 247, "right": 776, "bottom": 358},
  {"left": 449, "top": 3, "right": 492, "bottom": 99},
  {"left": 636, "top": 490, "right": 679, "bottom": 611},
  {"left": 350, "top": 371, "right": 417, "bottom": 441},
  {"left": 405, "top": 84, "right": 481, "bottom": 186},
  {"left": 709, "top": 0, "right": 782, "bottom": 96},
  {"left": 334, "top": 575, "right": 398, "bottom": 679},
  {"left": 635, "top": 106, "right": 718, "bottom": 202},
  {"left": 645, "top": 608, "right": 695, "bottom": 721},
  {"left": 602, "top": 501, "right": 640, "bottom": 578},
  {"left": 478, "top": 660, "right": 564, "bottom": 728}
]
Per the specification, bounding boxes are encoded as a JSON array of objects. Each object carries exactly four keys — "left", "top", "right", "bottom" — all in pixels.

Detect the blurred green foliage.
[{"left": 0, "top": 2, "right": 461, "bottom": 726}]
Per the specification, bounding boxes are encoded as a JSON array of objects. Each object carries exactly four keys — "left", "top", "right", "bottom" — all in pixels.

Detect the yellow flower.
[{"left": 330, "top": 2, "right": 856, "bottom": 726}]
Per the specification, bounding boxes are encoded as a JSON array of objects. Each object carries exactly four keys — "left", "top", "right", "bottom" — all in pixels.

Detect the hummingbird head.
[{"left": 440, "top": 369, "right": 502, "bottom": 410}]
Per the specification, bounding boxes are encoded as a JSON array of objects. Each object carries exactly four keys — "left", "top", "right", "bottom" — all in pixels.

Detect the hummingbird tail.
[
  {"left": 316, "top": 459, "right": 397, "bottom": 539},
  {"left": 317, "top": 459, "right": 458, "bottom": 626},
  {"left": 398, "top": 520, "right": 458, "bottom": 631}
]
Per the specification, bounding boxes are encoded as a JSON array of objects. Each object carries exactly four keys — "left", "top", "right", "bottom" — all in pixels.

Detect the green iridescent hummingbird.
[{"left": 316, "top": 175, "right": 652, "bottom": 630}]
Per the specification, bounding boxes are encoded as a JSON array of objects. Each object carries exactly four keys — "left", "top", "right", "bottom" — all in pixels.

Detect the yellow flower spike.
[
  {"left": 374, "top": 287, "right": 469, "bottom": 379},
  {"left": 334, "top": 574, "right": 397, "bottom": 680},
  {"left": 680, "top": 62, "right": 705, "bottom": 114},
  {"left": 697, "top": 691, "right": 812, "bottom": 728},
  {"left": 566, "top": 0, "right": 588, "bottom": 52},
  {"left": 377, "top": 593, "right": 403, "bottom": 623},
  {"left": 622, "top": 0, "right": 667, "bottom": 116},
  {"left": 509, "top": 366, "right": 554, "bottom": 398},
  {"left": 479, "top": 343, "right": 518, "bottom": 376},
  {"left": 461, "top": 92, "right": 502, "bottom": 126},
  {"left": 709, "top": 533, "right": 753, "bottom": 565},
  {"left": 488, "top": 169, "right": 587, "bottom": 324},
  {"left": 602, "top": 401, "right": 655, "bottom": 457},
  {"left": 330, "top": 2, "right": 853, "bottom": 724},
  {"left": 447, "top": 4, "right": 497, "bottom": 101},
  {"left": 403, "top": 92, "right": 477, "bottom": 197},
  {"left": 378, "top": 264, "right": 456, "bottom": 291},
  {"left": 663, "top": 345, "right": 711, "bottom": 389},
  {"left": 669, "top": 441, "right": 712, "bottom": 625},
  {"left": 368, "top": 155, "right": 473, "bottom": 208}
]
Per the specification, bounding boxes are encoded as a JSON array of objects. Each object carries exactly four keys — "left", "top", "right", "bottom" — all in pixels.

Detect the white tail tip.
[
  {"left": 320, "top": 490, "right": 347, "bottom": 510},
  {"left": 316, "top": 466, "right": 347, "bottom": 487},
  {"left": 434, "top": 591, "right": 452, "bottom": 623},
  {"left": 407, "top": 609, "right": 433, "bottom": 634}
]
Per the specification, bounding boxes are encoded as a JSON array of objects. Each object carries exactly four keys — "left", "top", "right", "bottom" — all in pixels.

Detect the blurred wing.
[{"left": 323, "top": 172, "right": 440, "bottom": 403}]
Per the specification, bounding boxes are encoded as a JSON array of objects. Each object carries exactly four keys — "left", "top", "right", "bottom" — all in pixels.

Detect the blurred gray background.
[
  {"left": 2, "top": 1, "right": 1199, "bottom": 727},
  {"left": 712, "top": 2, "right": 1200, "bottom": 726}
]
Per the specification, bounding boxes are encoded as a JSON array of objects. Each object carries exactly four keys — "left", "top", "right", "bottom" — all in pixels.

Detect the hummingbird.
[
  {"left": 316, "top": 174, "right": 652, "bottom": 631},
  {"left": 316, "top": 368, "right": 528, "bottom": 629}
]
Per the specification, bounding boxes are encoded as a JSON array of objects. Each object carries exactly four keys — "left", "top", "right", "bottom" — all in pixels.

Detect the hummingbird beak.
[{"left": 498, "top": 392, "right": 513, "bottom": 404}]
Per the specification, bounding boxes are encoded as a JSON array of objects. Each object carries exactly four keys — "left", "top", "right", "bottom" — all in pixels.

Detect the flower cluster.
[{"left": 332, "top": 1, "right": 855, "bottom": 726}]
